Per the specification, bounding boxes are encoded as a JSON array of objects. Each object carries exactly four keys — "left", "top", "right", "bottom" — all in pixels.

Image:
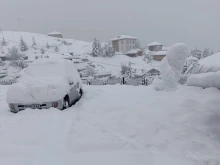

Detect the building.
[
  {"left": 125, "top": 49, "right": 142, "bottom": 57},
  {"left": 111, "top": 35, "right": 138, "bottom": 53},
  {"left": 146, "top": 41, "right": 167, "bottom": 61},
  {"left": 48, "top": 31, "right": 63, "bottom": 38},
  {"left": 152, "top": 51, "right": 167, "bottom": 61},
  {"left": 147, "top": 41, "right": 163, "bottom": 51}
]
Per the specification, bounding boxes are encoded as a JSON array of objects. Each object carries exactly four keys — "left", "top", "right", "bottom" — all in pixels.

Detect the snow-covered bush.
[
  {"left": 152, "top": 78, "right": 167, "bottom": 91},
  {"left": 92, "top": 38, "right": 102, "bottom": 57},
  {"left": 187, "top": 71, "right": 220, "bottom": 89},
  {"left": 121, "top": 62, "right": 132, "bottom": 77},
  {"left": 46, "top": 42, "right": 51, "bottom": 49},
  {"left": 41, "top": 47, "right": 45, "bottom": 54},
  {"left": 202, "top": 48, "right": 211, "bottom": 59},
  {"left": 54, "top": 45, "right": 59, "bottom": 52},
  {"left": 1, "top": 39, "right": 7, "bottom": 46},
  {"left": 7, "top": 46, "right": 27, "bottom": 69},
  {"left": 143, "top": 51, "right": 153, "bottom": 64},
  {"left": 19, "top": 36, "right": 28, "bottom": 52},
  {"left": 85, "top": 65, "right": 96, "bottom": 76},
  {"left": 182, "top": 56, "right": 198, "bottom": 74}
]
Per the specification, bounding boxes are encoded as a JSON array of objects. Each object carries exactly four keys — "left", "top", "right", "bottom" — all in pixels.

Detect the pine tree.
[
  {"left": 46, "top": 42, "right": 50, "bottom": 49},
  {"left": 92, "top": 38, "right": 102, "bottom": 57},
  {"left": 32, "top": 37, "right": 37, "bottom": 47},
  {"left": 54, "top": 45, "right": 59, "bottom": 52},
  {"left": 20, "top": 36, "right": 28, "bottom": 52}
]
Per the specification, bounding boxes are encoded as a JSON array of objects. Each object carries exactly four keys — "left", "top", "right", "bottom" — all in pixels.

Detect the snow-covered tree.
[
  {"left": 103, "top": 44, "right": 115, "bottom": 57},
  {"left": 210, "top": 50, "right": 214, "bottom": 55},
  {"left": 121, "top": 62, "right": 132, "bottom": 77},
  {"left": 41, "top": 47, "right": 45, "bottom": 54},
  {"left": 135, "top": 40, "right": 141, "bottom": 49},
  {"left": 46, "top": 42, "right": 50, "bottom": 49},
  {"left": 54, "top": 45, "right": 59, "bottom": 52},
  {"left": 143, "top": 51, "right": 153, "bottom": 64},
  {"left": 19, "top": 36, "right": 28, "bottom": 52},
  {"left": 202, "top": 48, "right": 211, "bottom": 59},
  {"left": 92, "top": 38, "right": 102, "bottom": 57},
  {"left": 85, "top": 65, "right": 96, "bottom": 76},
  {"left": 7, "top": 46, "right": 27, "bottom": 69},
  {"left": 32, "top": 37, "right": 37, "bottom": 47},
  {"left": 182, "top": 56, "right": 198, "bottom": 74},
  {"left": 1, "top": 39, "right": 7, "bottom": 46}
]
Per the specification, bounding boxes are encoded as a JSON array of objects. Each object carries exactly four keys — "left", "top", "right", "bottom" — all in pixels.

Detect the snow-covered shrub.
[
  {"left": 35, "top": 56, "right": 39, "bottom": 60},
  {"left": 143, "top": 51, "right": 153, "bottom": 64},
  {"left": 152, "top": 78, "right": 167, "bottom": 91},
  {"left": 182, "top": 56, "right": 198, "bottom": 74},
  {"left": 54, "top": 45, "right": 59, "bottom": 52},
  {"left": 46, "top": 42, "right": 51, "bottom": 49},
  {"left": 187, "top": 71, "right": 220, "bottom": 89},
  {"left": 92, "top": 38, "right": 102, "bottom": 57},
  {"left": 41, "top": 47, "right": 45, "bottom": 54},
  {"left": 19, "top": 36, "right": 28, "bottom": 52},
  {"left": 121, "top": 62, "right": 132, "bottom": 77},
  {"left": 7, "top": 46, "right": 27, "bottom": 69},
  {"left": 160, "top": 57, "right": 181, "bottom": 89},
  {"left": 202, "top": 48, "right": 211, "bottom": 59},
  {"left": 1, "top": 39, "right": 7, "bottom": 46},
  {"left": 166, "top": 43, "right": 189, "bottom": 72},
  {"left": 85, "top": 65, "right": 96, "bottom": 76}
]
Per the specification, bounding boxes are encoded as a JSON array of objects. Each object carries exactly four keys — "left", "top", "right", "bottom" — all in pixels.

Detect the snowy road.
[{"left": 0, "top": 85, "right": 220, "bottom": 165}]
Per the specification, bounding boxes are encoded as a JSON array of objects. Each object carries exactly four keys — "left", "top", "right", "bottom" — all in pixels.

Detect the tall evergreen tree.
[
  {"left": 20, "top": 36, "right": 28, "bottom": 52},
  {"left": 92, "top": 38, "right": 102, "bottom": 57},
  {"left": 32, "top": 37, "right": 37, "bottom": 47}
]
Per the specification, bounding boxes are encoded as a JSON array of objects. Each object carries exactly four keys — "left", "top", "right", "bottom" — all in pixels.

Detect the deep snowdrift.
[{"left": 0, "top": 85, "right": 220, "bottom": 165}]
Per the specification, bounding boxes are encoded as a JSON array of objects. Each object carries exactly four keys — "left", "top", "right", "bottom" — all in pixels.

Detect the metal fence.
[{"left": 82, "top": 76, "right": 155, "bottom": 86}]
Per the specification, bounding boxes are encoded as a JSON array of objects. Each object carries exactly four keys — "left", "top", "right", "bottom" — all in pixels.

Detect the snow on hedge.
[{"left": 187, "top": 71, "right": 220, "bottom": 89}]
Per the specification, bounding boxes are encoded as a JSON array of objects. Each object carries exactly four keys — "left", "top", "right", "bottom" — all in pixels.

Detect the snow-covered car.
[{"left": 6, "top": 58, "right": 83, "bottom": 113}]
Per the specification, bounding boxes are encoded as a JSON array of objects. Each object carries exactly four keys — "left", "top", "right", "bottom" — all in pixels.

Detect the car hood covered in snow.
[{"left": 6, "top": 75, "right": 70, "bottom": 104}]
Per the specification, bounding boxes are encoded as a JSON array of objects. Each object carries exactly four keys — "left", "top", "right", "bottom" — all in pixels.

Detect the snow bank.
[
  {"left": 166, "top": 43, "right": 189, "bottom": 72},
  {"left": 187, "top": 71, "right": 220, "bottom": 89}
]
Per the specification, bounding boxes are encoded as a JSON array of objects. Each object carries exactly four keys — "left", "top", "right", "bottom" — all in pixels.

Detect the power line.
[{"left": 0, "top": 36, "right": 148, "bottom": 71}]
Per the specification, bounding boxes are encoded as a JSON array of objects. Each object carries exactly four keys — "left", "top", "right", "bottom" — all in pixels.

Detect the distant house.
[
  {"left": 147, "top": 41, "right": 163, "bottom": 51},
  {"left": 125, "top": 49, "right": 142, "bottom": 57},
  {"left": 48, "top": 31, "right": 63, "bottom": 38},
  {"left": 111, "top": 35, "right": 139, "bottom": 53},
  {"left": 152, "top": 51, "right": 167, "bottom": 61},
  {"left": 146, "top": 41, "right": 167, "bottom": 61}
]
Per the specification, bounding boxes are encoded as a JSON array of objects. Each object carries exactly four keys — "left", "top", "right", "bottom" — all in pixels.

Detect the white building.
[{"left": 111, "top": 35, "right": 138, "bottom": 53}]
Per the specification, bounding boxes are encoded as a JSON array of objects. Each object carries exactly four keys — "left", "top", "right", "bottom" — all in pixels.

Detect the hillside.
[{"left": 0, "top": 31, "right": 157, "bottom": 78}]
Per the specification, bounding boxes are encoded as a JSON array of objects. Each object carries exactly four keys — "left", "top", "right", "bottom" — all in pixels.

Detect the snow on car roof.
[{"left": 199, "top": 52, "right": 220, "bottom": 68}]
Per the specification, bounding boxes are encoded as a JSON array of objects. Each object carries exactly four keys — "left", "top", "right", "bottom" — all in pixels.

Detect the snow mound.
[
  {"left": 187, "top": 71, "right": 220, "bottom": 89},
  {"left": 166, "top": 43, "right": 189, "bottom": 72}
]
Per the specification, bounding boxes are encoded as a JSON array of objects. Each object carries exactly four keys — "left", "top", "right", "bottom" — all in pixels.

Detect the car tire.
[{"left": 62, "top": 96, "right": 70, "bottom": 110}]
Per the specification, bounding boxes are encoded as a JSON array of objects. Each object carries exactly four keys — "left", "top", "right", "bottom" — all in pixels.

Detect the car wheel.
[{"left": 62, "top": 97, "right": 70, "bottom": 110}]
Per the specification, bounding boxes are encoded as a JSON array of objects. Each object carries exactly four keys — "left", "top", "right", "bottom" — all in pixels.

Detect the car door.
[{"left": 69, "top": 81, "right": 79, "bottom": 104}]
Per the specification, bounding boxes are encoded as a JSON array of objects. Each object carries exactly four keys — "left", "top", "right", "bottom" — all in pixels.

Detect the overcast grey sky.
[{"left": 0, "top": 0, "right": 220, "bottom": 50}]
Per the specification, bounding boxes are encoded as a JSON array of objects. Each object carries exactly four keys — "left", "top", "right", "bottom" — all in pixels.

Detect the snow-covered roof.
[
  {"left": 126, "top": 49, "right": 141, "bottom": 54},
  {"left": 111, "top": 35, "right": 137, "bottom": 41},
  {"left": 48, "top": 31, "right": 62, "bottom": 35},
  {"left": 147, "top": 41, "right": 163, "bottom": 47},
  {"left": 152, "top": 51, "right": 167, "bottom": 56}
]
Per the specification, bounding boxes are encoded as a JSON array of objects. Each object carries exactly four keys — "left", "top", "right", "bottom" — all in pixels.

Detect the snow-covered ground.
[{"left": 0, "top": 85, "right": 219, "bottom": 165}]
